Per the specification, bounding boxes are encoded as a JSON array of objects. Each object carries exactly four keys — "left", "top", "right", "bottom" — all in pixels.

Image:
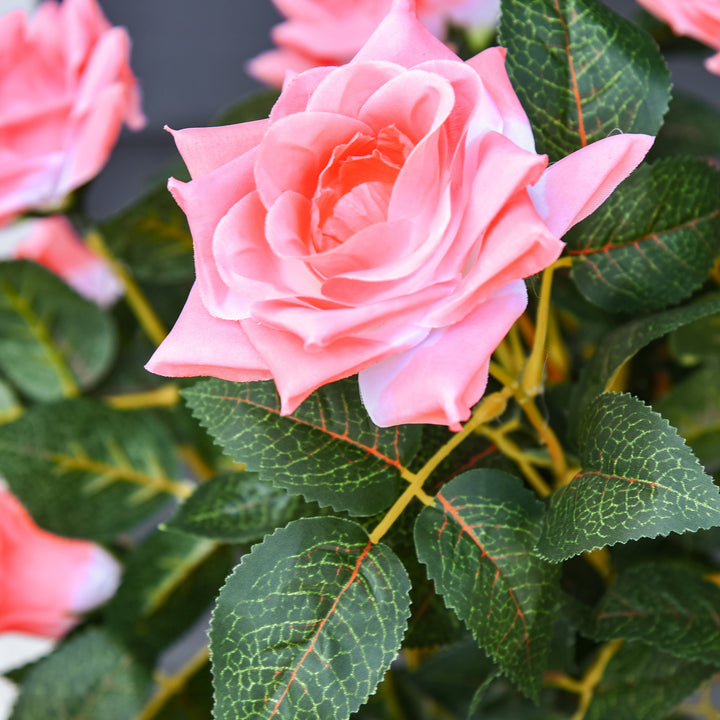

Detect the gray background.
[{"left": 88, "top": 0, "right": 720, "bottom": 219}]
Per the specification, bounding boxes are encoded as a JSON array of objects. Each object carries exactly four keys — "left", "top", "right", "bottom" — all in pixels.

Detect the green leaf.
[
  {"left": 0, "top": 399, "right": 184, "bottom": 540},
  {"left": 99, "top": 182, "right": 194, "bottom": 284},
  {"left": 650, "top": 90, "right": 720, "bottom": 159},
  {"left": 0, "top": 260, "right": 116, "bottom": 401},
  {"left": 568, "top": 292, "right": 720, "bottom": 437},
  {"left": 499, "top": 0, "right": 670, "bottom": 161},
  {"left": 106, "top": 529, "right": 232, "bottom": 664},
  {"left": 0, "top": 378, "right": 22, "bottom": 423},
  {"left": 590, "top": 563, "right": 720, "bottom": 666},
  {"left": 9, "top": 629, "right": 151, "bottom": 720},
  {"left": 414, "top": 470, "right": 561, "bottom": 699},
  {"left": 669, "top": 313, "right": 720, "bottom": 366},
  {"left": 655, "top": 360, "right": 720, "bottom": 473},
  {"left": 211, "top": 517, "right": 410, "bottom": 720},
  {"left": 182, "top": 378, "right": 421, "bottom": 516},
  {"left": 215, "top": 90, "right": 280, "bottom": 125},
  {"left": 582, "top": 641, "right": 712, "bottom": 720},
  {"left": 539, "top": 393, "right": 720, "bottom": 561},
  {"left": 166, "top": 471, "right": 320, "bottom": 544},
  {"left": 566, "top": 159, "right": 720, "bottom": 313}
]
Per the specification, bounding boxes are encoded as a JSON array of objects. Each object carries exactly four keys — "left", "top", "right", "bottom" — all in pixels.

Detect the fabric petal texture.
[
  {"left": 148, "top": 0, "right": 653, "bottom": 429},
  {"left": 0, "top": 487, "right": 121, "bottom": 639},
  {"left": 0, "top": 0, "right": 144, "bottom": 226}
]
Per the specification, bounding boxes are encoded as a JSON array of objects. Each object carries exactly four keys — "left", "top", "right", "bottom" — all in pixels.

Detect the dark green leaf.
[
  {"left": 656, "top": 360, "right": 720, "bottom": 473},
  {"left": 590, "top": 563, "right": 720, "bottom": 666},
  {"left": 0, "top": 399, "right": 183, "bottom": 540},
  {"left": 215, "top": 90, "right": 280, "bottom": 126},
  {"left": 415, "top": 471, "right": 560, "bottom": 699},
  {"left": 211, "top": 517, "right": 410, "bottom": 720},
  {"left": 539, "top": 393, "right": 720, "bottom": 561},
  {"left": 182, "top": 378, "right": 421, "bottom": 516},
  {"left": 99, "top": 182, "right": 194, "bottom": 284},
  {"left": 583, "top": 641, "right": 712, "bottom": 720},
  {"left": 0, "top": 261, "right": 116, "bottom": 401},
  {"left": 10, "top": 629, "right": 151, "bottom": 720},
  {"left": 499, "top": 0, "right": 670, "bottom": 161},
  {"left": 154, "top": 663, "right": 214, "bottom": 720},
  {"left": 166, "top": 471, "right": 320, "bottom": 543},
  {"left": 106, "top": 529, "right": 232, "bottom": 664},
  {"left": 566, "top": 159, "right": 720, "bottom": 313},
  {"left": 569, "top": 292, "right": 720, "bottom": 437},
  {"left": 650, "top": 91, "right": 720, "bottom": 159},
  {"left": 669, "top": 312, "right": 720, "bottom": 366}
]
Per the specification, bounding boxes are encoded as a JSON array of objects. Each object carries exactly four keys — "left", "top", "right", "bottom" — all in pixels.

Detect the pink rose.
[
  {"left": 0, "top": 0, "right": 145, "bottom": 226},
  {"left": 636, "top": 0, "right": 720, "bottom": 74},
  {"left": 0, "top": 215, "right": 123, "bottom": 306},
  {"left": 146, "top": 0, "right": 652, "bottom": 429},
  {"left": 0, "top": 487, "right": 121, "bottom": 638},
  {"left": 248, "top": 0, "right": 500, "bottom": 87}
]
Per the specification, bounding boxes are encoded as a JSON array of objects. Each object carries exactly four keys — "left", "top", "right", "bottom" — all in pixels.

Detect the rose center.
[{"left": 310, "top": 125, "right": 414, "bottom": 252}]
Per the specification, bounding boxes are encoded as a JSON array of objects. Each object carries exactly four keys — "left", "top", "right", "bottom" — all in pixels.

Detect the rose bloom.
[
  {"left": 146, "top": 0, "right": 653, "bottom": 430},
  {"left": 248, "top": 0, "right": 500, "bottom": 87},
  {"left": 0, "top": 215, "right": 123, "bottom": 306},
  {"left": 636, "top": 0, "right": 720, "bottom": 74},
  {"left": 0, "top": 486, "right": 121, "bottom": 638},
  {"left": 0, "top": 0, "right": 145, "bottom": 226}
]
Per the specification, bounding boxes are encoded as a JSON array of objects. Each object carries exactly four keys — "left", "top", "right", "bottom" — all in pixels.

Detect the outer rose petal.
[
  {"left": 168, "top": 121, "right": 269, "bottom": 180},
  {"left": 145, "top": 284, "right": 272, "bottom": 382},
  {"left": 0, "top": 487, "right": 121, "bottom": 639},
  {"left": 528, "top": 133, "right": 655, "bottom": 238},
  {"left": 246, "top": 47, "right": 327, "bottom": 89},
  {"left": 359, "top": 280, "right": 527, "bottom": 429}
]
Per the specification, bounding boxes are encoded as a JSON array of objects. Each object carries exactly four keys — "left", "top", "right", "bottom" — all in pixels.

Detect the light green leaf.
[
  {"left": 0, "top": 260, "right": 116, "bottom": 401},
  {"left": 415, "top": 471, "right": 560, "bottom": 699},
  {"left": 211, "top": 517, "right": 410, "bottom": 720},
  {"left": 539, "top": 393, "right": 720, "bottom": 561},
  {"left": 0, "top": 399, "right": 184, "bottom": 540}
]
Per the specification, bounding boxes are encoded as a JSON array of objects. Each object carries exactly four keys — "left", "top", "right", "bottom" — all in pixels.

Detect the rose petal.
[
  {"left": 170, "top": 121, "right": 269, "bottom": 180},
  {"left": 145, "top": 284, "right": 272, "bottom": 382},
  {"left": 242, "top": 315, "right": 429, "bottom": 414},
  {"left": 352, "top": 0, "right": 460, "bottom": 68},
  {"left": 359, "top": 279, "right": 527, "bottom": 429},
  {"left": 528, "top": 132, "right": 655, "bottom": 238}
]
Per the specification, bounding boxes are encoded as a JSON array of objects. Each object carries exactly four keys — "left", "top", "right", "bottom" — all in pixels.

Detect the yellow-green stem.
[
  {"left": 86, "top": 231, "right": 168, "bottom": 347},
  {"left": 522, "top": 257, "right": 573, "bottom": 397},
  {"left": 134, "top": 644, "right": 210, "bottom": 720},
  {"left": 369, "top": 389, "right": 512, "bottom": 545},
  {"left": 105, "top": 384, "right": 180, "bottom": 410}
]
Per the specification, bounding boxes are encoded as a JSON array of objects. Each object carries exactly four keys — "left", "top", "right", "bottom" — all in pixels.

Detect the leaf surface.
[
  {"left": 566, "top": 159, "right": 720, "bottom": 313},
  {"left": 183, "top": 378, "right": 420, "bottom": 516},
  {"left": 0, "top": 399, "right": 183, "bottom": 540},
  {"left": 568, "top": 292, "right": 720, "bottom": 436},
  {"left": 166, "top": 471, "right": 320, "bottom": 543},
  {"left": 590, "top": 563, "right": 720, "bottom": 665},
  {"left": 0, "top": 261, "right": 116, "bottom": 400},
  {"left": 211, "top": 517, "right": 410, "bottom": 720},
  {"left": 9, "top": 629, "right": 150, "bottom": 720},
  {"left": 499, "top": 0, "right": 670, "bottom": 160},
  {"left": 583, "top": 641, "right": 712, "bottom": 720},
  {"left": 415, "top": 471, "right": 560, "bottom": 698},
  {"left": 539, "top": 393, "right": 720, "bottom": 560}
]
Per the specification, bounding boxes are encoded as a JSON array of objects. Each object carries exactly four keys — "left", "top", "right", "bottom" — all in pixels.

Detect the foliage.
[{"left": 5, "top": 0, "right": 720, "bottom": 719}]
